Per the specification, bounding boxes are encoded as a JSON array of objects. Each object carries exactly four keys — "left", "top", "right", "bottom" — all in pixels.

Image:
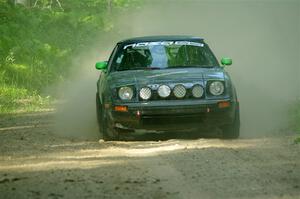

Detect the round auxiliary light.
[
  {"left": 192, "top": 85, "right": 204, "bottom": 98},
  {"left": 118, "top": 86, "right": 133, "bottom": 100},
  {"left": 173, "top": 84, "right": 187, "bottom": 98},
  {"left": 139, "top": 87, "right": 152, "bottom": 100},
  {"left": 209, "top": 81, "right": 224, "bottom": 96},
  {"left": 157, "top": 85, "right": 171, "bottom": 98}
]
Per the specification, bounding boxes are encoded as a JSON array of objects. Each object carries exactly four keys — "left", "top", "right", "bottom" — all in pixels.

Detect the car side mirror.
[
  {"left": 95, "top": 61, "right": 108, "bottom": 70},
  {"left": 221, "top": 57, "right": 232, "bottom": 66}
]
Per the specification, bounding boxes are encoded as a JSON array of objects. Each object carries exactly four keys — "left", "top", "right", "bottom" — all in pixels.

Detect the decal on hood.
[{"left": 147, "top": 71, "right": 188, "bottom": 79}]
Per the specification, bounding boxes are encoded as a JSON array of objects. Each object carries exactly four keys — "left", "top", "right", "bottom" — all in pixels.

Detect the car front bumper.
[{"left": 106, "top": 99, "right": 238, "bottom": 132}]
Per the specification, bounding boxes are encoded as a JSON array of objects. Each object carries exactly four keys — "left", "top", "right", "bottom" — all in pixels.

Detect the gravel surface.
[{"left": 0, "top": 112, "right": 299, "bottom": 199}]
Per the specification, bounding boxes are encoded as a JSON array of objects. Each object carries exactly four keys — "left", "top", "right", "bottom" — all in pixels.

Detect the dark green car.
[{"left": 95, "top": 36, "right": 240, "bottom": 140}]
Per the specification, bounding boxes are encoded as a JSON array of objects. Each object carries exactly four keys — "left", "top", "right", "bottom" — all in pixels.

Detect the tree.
[{"left": 33, "top": 0, "right": 64, "bottom": 10}]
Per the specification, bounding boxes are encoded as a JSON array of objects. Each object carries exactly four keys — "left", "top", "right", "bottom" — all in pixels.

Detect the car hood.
[{"left": 108, "top": 67, "right": 225, "bottom": 87}]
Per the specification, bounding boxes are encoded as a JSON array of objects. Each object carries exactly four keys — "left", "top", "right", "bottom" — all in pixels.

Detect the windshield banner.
[{"left": 124, "top": 41, "right": 204, "bottom": 49}]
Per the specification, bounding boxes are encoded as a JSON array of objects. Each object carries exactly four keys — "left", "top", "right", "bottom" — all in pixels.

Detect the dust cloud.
[
  {"left": 53, "top": 39, "right": 114, "bottom": 139},
  {"left": 54, "top": 0, "right": 300, "bottom": 139}
]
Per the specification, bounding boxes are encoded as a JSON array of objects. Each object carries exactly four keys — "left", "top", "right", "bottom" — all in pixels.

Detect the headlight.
[
  {"left": 157, "top": 85, "right": 171, "bottom": 98},
  {"left": 209, "top": 81, "right": 224, "bottom": 96},
  {"left": 118, "top": 86, "right": 133, "bottom": 100},
  {"left": 173, "top": 84, "right": 186, "bottom": 98},
  {"left": 139, "top": 87, "right": 152, "bottom": 100},
  {"left": 192, "top": 85, "right": 204, "bottom": 98}
]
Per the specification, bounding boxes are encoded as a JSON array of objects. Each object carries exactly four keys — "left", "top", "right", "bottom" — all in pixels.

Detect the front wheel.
[
  {"left": 96, "top": 93, "right": 119, "bottom": 141},
  {"left": 100, "top": 105, "right": 119, "bottom": 141},
  {"left": 221, "top": 108, "right": 240, "bottom": 139},
  {"left": 101, "top": 113, "right": 119, "bottom": 141}
]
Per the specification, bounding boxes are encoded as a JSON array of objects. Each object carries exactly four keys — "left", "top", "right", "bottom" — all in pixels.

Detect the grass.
[
  {"left": 290, "top": 100, "right": 300, "bottom": 143},
  {"left": 0, "top": 86, "right": 53, "bottom": 114}
]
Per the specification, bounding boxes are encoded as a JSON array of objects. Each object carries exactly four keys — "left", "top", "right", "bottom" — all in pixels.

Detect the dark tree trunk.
[{"left": 107, "top": 0, "right": 112, "bottom": 14}]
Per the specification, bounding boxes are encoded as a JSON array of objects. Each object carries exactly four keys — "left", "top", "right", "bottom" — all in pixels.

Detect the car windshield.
[{"left": 111, "top": 41, "right": 219, "bottom": 71}]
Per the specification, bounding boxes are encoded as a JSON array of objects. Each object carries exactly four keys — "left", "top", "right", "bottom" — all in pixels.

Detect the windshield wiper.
[{"left": 147, "top": 66, "right": 162, "bottom": 70}]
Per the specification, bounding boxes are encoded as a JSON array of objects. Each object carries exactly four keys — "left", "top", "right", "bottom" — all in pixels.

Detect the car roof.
[{"left": 118, "top": 35, "right": 204, "bottom": 44}]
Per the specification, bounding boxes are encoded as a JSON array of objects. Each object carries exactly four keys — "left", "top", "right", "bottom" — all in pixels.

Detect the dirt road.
[{"left": 0, "top": 112, "right": 299, "bottom": 199}]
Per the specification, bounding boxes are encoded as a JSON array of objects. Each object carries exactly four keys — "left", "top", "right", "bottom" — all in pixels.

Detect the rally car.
[{"left": 95, "top": 35, "right": 240, "bottom": 140}]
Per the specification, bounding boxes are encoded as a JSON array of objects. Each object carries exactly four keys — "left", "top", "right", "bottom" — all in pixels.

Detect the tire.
[
  {"left": 101, "top": 112, "right": 119, "bottom": 141},
  {"left": 96, "top": 94, "right": 119, "bottom": 141},
  {"left": 221, "top": 107, "right": 240, "bottom": 139}
]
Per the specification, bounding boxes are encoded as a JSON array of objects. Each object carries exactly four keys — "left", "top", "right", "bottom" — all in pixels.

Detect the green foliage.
[
  {"left": 293, "top": 101, "right": 300, "bottom": 132},
  {"left": 0, "top": 0, "right": 141, "bottom": 113},
  {"left": 289, "top": 100, "right": 300, "bottom": 143},
  {"left": 0, "top": 86, "right": 52, "bottom": 113}
]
